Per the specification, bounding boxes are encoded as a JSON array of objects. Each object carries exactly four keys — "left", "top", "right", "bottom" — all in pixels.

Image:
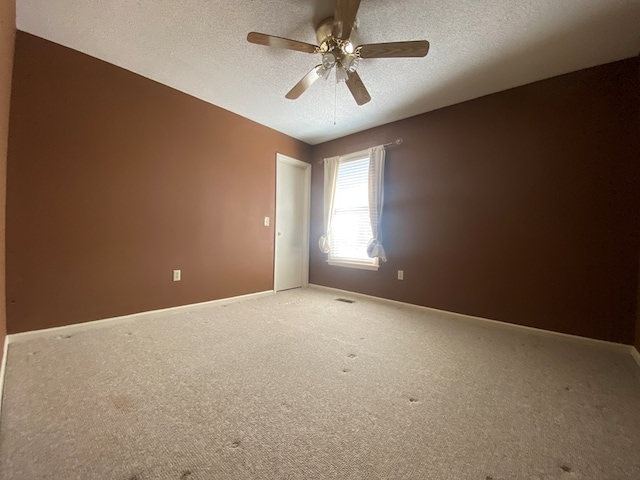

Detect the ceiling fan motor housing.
[
  {"left": 316, "top": 17, "right": 359, "bottom": 74},
  {"left": 315, "top": 17, "right": 337, "bottom": 45}
]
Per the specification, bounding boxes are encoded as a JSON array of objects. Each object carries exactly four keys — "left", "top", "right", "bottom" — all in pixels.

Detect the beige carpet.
[{"left": 1, "top": 287, "right": 639, "bottom": 479}]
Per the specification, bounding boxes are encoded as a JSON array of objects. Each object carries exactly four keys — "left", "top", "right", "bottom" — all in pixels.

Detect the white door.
[{"left": 275, "top": 154, "right": 310, "bottom": 291}]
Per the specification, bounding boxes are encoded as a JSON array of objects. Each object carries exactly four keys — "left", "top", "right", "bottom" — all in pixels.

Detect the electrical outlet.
[
  {"left": 264, "top": 216, "right": 270, "bottom": 226},
  {"left": 398, "top": 270, "right": 404, "bottom": 280},
  {"left": 173, "top": 270, "right": 181, "bottom": 282}
]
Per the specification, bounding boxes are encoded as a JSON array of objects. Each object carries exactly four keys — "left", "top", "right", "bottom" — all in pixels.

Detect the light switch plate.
[
  {"left": 264, "top": 216, "right": 270, "bottom": 226},
  {"left": 173, "top": 270, "right": 181, "bottom": 281}
]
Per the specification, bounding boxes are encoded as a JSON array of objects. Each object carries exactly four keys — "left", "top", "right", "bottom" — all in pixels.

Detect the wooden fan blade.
[
  {"left": 332, "top": 0, "right": 361, "bottom": 40},
  {"left": 286, "top": 65, "right": 324, "bottom": 99},
  {"left": 345, "top": 70, "right": 371, "bottom": 105},
  {"left": 357, "top": 40, "right": 430, "bottom": 58},
  {"left": 247, "top": 32, "right": 319, "bottom": 54}
]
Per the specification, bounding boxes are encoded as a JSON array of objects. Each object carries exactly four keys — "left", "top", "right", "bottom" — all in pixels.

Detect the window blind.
[{"left": 330, "top": 156, "right": 374, "bottom": 263}]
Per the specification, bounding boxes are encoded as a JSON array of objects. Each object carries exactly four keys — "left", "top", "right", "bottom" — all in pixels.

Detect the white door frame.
[{"left": 274, "top": 153, "right": 311, "bottom": 291}]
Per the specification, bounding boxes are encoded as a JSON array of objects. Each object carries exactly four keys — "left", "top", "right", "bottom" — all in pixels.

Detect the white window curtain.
[
  {"left": 318, "top": 156, "right": 340, "bottom": 253},
  {"left": 366, "top": 145, "right": 387, "bottom": 262}
]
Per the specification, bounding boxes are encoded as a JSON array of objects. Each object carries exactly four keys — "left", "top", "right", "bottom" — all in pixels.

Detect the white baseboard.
[
  {"left": 8, "top": 290, "right": 275, "bottom": 344},
  {"left": 0, "top": 335, "right": 8, "bottom": 417},
  {"left": 309, "top": 284, "right": 632, "bottom": 355},
  {"left": 631, "top": 346, "right": 640, "bottom": 369}
]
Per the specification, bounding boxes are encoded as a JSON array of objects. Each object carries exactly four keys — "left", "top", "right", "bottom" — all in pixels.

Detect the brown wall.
[
  {"left": 310, "top": 59, "right": 640, "bottom": 344},
  {"left": 637, "top": 59, "right": 640, "bottom": 354},
  {"left": 0, "top": 0, "right": 16, "bottom": 353},
  {"left": 7, "top": 32, "right": 310, "bottom": 334},
  {"left": 637, "top": 252, "right": 640, "bottom": 351}
]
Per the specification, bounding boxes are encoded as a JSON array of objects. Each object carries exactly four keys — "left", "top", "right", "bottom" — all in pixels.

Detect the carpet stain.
[
  {"left": 348, "top": 353, "right": 357, "bottom": 359},
  {"left": 128, "top": 475, "right": 140, "bottom": 480},
  {"left": 560, "top": 465, "right": 572, "bottom": 472},
  {"left": 229, "top": 441, "right": 241, "bottom": 449},
  {"left": 565, "top": 386, "right": 571, "bottom": 391},
  {"left": 342, "top": 368, "right": 350, "bottom": 373},
  {"left": 28, "top": 351, "right": 39, "bottom": 356},
  {"left": 486, "top": 476, "right": 493, "bottom": 480},
  {"left": 409, "top": 397, "right": 419, "bottom": 403},
  {"left": 180, "top": 470, "right": 192, "bottom": 479},
  {"left": 56, "top": 334, "right": 72, "bottom": 340}
]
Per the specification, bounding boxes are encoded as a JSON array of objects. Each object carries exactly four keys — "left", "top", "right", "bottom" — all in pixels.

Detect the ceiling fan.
[{"left": 247, "top": 0, "right": 430, "bottom": 106}]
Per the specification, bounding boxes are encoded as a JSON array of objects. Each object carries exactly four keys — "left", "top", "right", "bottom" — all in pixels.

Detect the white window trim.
[
  {"left": 327, "top": 258, "right": 379, "bottom": 271},
  {"left": 326, "top": 150, "right": 379, "bottom": 271}
]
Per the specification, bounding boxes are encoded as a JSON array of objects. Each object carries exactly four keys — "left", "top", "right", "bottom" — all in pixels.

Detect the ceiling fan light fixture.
[
  {"left": 322, "top": 52, "right": 337, "bottom": 70},
  {"left": 319, "top": 66, "right": 332, "bottom": 80},
  {"left": 336, "top": 65, "right": 348, "bottom": 83},
  {"left": 341, "top": 54, "right": 359, "bottom": 73}
]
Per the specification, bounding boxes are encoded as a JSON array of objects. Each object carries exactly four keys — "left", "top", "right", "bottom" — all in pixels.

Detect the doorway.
[{"left": 274, "top": 154, "right": 311, "bottom": 291}]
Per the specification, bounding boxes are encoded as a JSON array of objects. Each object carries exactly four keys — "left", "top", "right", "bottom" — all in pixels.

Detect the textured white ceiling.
[{"left": 16, "top": 0, "right": 640, "bottom": 145}]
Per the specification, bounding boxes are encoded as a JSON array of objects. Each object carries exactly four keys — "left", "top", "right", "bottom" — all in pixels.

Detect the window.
[
  {"left": 319, "top": 146, "right": 386, "bottom": 271},
  {"left": 328, "top": 153, "right": 378, "bottom": 270}
]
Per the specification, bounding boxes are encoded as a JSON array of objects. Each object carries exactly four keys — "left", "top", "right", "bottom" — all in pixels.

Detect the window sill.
[{"left": 327, "top": 259, "right": 379, "bottom": 271}]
